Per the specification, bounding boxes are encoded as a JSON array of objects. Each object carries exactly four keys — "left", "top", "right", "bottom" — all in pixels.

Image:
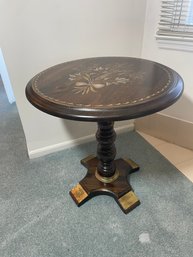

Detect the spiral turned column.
[{"left": 96, "top": 121, "right": 117, "bottom": 178}]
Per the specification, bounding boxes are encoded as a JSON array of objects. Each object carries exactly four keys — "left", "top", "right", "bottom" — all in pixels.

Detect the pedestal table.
[{"left": 26, "top": 57, "right": 183, "bottom": 214}]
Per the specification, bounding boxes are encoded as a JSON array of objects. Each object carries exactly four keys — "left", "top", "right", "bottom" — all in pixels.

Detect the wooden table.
[{"left": 26, "top": 57, "right": 183, "bottom": 214}]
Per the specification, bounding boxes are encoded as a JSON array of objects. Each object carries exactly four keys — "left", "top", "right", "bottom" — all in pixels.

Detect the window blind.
[{"left": 157, "top": 0, "right": 193, "bottom": 39}]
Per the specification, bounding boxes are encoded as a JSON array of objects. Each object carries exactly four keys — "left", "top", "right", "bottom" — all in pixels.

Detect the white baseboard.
[
  {"left": 28, "top": 123, "right": 134, "bottom": 159},
  {"left": 135, "top": 113, "right": 193, "bottom": 151}
]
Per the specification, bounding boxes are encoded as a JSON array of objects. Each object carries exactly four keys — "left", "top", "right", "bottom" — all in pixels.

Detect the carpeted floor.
[{"left": 0, "top": 81, "right": 193, "bottom": 257}]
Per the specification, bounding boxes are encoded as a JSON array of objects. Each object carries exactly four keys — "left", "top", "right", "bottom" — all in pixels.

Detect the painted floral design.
[{"left": 69, "top": 66, "right": 144, "bottom": 95}]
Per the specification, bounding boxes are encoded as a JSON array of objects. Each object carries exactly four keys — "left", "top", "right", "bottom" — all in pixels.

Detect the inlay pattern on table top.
[{"left": 26, "top": 57, "right": 183, "bottom": 121}]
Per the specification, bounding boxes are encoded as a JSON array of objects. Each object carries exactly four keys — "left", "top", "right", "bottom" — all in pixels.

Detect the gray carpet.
[{"left": 1, "top": 81, "right": 193, "bottom": 257}]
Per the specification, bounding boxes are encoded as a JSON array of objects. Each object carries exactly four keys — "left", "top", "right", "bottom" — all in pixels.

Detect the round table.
[{"left": 26, "top": 57, "right": 183, "bottom": 214}]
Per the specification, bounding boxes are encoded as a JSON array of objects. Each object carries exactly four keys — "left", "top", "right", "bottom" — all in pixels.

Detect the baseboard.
[
  {"left": 28, "top": 123, "right": 134, "bottom": 159},
  {"left": 135, "top": 113, "right": 193, "bottom": 151}
]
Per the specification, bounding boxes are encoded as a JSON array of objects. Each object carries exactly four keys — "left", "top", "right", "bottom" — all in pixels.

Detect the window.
[
  {"left": 187, "top": 0, "right": 193, "bottom": 24},
  {"left": 156, "top": 0, "right": 193, "bottom": 51}
]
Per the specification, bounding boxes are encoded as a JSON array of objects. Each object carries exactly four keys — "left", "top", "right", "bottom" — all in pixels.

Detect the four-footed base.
[{"left": 70, "top": 155, "right": 140, "bottom": 214}]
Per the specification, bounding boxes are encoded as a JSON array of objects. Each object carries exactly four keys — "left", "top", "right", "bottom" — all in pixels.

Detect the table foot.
[
  {"left": 122, "top": 158, "right": 140, "bottom": 174},
  {"left": 69, "top": 155, "right": 140, "bottom": 214}
]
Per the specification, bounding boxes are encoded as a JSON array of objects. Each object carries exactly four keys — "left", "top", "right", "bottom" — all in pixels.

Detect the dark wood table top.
[{"left": 26, "top": 57, "right": 184, "bottom": 121}]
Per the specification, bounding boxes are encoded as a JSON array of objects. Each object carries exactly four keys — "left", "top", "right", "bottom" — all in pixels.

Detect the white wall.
[
  {"left": 142, "top": 0, "right": 193, "bottom": 122},
  {"left": 0, "top": 0, "right": 147, "bottom": 156}
]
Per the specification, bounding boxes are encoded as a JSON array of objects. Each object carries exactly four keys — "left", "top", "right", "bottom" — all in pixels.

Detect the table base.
[{"left": 70, "top": 155, "right": 140, "bottom": 214}]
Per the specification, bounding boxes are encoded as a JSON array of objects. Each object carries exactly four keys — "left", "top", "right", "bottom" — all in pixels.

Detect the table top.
[{"left": 26, "top": 57, "right": 183, "bottom": 121}]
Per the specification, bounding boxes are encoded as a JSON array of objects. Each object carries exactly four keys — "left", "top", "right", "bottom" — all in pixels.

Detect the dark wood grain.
[{"left": 26, "top": 57, "right": 184, "bottom": 121}]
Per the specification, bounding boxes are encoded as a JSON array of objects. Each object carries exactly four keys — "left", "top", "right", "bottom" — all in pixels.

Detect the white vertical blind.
[{"left": 157, "top": 0, "right": 193, "bottom": 38}]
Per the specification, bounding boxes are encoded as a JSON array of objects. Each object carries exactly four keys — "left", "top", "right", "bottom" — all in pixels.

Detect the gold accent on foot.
[
  {"left": 118, "top": 191, "right": 139, "bottom": 211},
  {"left": 95, "top": 169, "right": 119, "bottom": 183},
  {"left": 81, "top": 155, "right": 95, "bottom": 164},
  {"left": 123, "top": 159, "right": 139, "bottom": 170},
  {"left": 70, "top": 184, "right": 88, "bottom": 205}
]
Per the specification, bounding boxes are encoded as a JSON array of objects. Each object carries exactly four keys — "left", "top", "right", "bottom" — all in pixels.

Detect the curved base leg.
[{"left": 69, "top": 155, "right": 140, "bottom": 214}]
